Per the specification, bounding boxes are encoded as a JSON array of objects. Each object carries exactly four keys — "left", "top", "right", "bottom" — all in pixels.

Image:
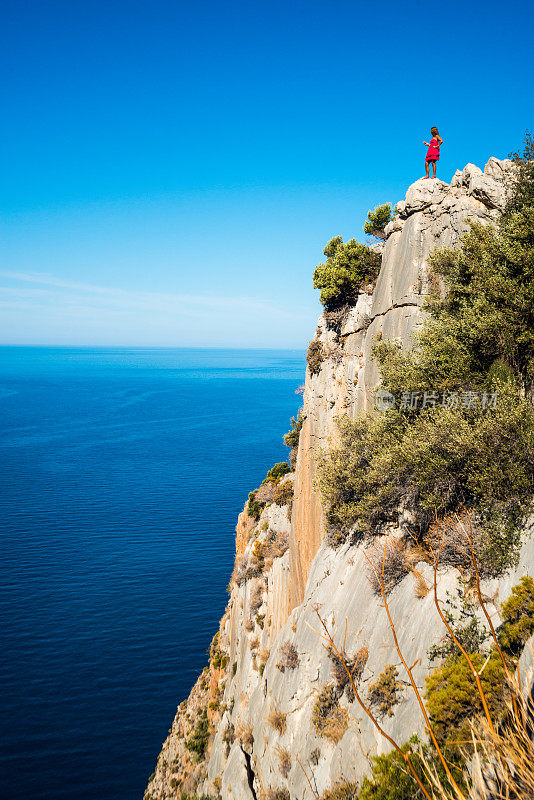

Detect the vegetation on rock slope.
[
  {"left": 364, "top": 203, "right": 392, "bottom": 239},
  {"left": 313, "top": 235, "right": 381, "bottom": 309},
  {"left": 148, "top": 139, "right": 534, "bottom": 800},
  {"left": 317, "top": 135, "right": 534, "bottom": 576}
]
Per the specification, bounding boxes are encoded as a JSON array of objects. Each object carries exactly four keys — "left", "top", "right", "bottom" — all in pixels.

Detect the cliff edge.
[{"left": 145, "top": 158, "right": 534, "bottom": 800}]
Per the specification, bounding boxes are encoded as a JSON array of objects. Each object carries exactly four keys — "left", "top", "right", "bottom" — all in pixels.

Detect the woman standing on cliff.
[{"left": 423, "top": 127, "right": 443, "bottom": 178}]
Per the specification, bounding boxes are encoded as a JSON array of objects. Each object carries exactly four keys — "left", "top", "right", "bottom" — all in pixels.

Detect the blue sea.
[{"left": 0, "top": 347, "right": 305, "bottom": 800}]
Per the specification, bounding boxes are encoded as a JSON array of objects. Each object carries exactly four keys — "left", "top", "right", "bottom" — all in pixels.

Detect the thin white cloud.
[{"left": 0, "top": 269, "right": 311, "bottom": 319}]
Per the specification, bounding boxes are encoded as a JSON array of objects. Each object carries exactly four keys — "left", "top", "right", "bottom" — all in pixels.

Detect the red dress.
[{"left": 426, "top": 137, "right": 440, "bottom": 162}]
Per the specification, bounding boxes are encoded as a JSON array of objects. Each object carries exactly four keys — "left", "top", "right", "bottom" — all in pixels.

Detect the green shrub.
[
  {"left": 498, "top": 575, "right": 534, "bottom": 655},
  {"left": 425, "top": 650, "right": 505, "bottom": 755},
  {"left": 284, "top": 408, "right": 305, "bottom": 448},
  {"left": 312, "top": 684, "right": 349, "bottom": 743},
  {"left": 185, "top": 708, "right": 210, "bottom": 762},
  {"left": 210, "top": 632, "right": 228, "bottom": 670},
  {"left": 357, "top": 736, "right": 458, "bottom": 800},
  {"left": 428, "top": 586, "right": 488, "bottom": 662},
  {"left": 368, "top": 665, "right": 402, "bottom": 717},
  {"left": 262, "top": 462, "right": 291, "bottom": 484},
  {"left": 506, "top": 132, "right": 534, "bottom": 228},
  {"left": 307, "top": 339, "right": 325, "bottom": 375},
  {"left": 318, "top": 384, "right": 533, "bottom": 567},
  {"left": 313, "top": 235, "right": 381, "bottom": 309},
  {"left": 317, "top": 137, "right": 534, "bottom": 570},
  {"left": 247, "top": 490, "right": 265, "bottom": 521},
  {"left": 364, "top": 203, "right": 392, "bottom": 239}
]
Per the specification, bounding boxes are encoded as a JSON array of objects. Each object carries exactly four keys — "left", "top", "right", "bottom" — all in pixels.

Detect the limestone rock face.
[
  {"left": 145, "top": 158, "right": 527, "bottom": 800},
  {"left": 288, "top": 158, "right": 512, "bottom": 610}
]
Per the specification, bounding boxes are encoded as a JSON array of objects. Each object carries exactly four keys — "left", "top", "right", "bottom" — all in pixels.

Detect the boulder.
[
  {"left": 468, "top": 171, "right": 507, "bottom": 210},
  {"left": 461, "top": 162, "right": 483, "bottom": 185},
  {"left": 484, "top": 156, "right": 515, "bottom": 180},
  {"left": 403, "top": 177, "right": 449, "bottom": 215}
]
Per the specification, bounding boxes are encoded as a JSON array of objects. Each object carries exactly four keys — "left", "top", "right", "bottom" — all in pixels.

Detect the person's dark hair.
[{"left": 431, "top": 126, "right": 439, "bottom": 136}]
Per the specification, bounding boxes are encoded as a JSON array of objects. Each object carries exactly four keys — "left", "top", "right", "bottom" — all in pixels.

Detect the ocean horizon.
[{"left": 0, "top": 346, "right": 305, "bottom": 800}]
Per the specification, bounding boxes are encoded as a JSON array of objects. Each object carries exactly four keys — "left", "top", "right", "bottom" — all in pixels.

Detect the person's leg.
[
  {"left": 423, "top": 160, "right": 430, "bottom": 179},
  {"left": 432, "top": 161, "right": 437, "bottom": 178}
]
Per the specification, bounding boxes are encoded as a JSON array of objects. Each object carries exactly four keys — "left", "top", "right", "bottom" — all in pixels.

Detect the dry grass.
[
  {"left": 412, "top": 569, "right": 430, "bottom": 598},
  {"left": 276, "top": 641, "right": 300, "bottom": 672},
  {"left": 424, "top": 510, "right": 482, "bottom": 572},
  {"left": 275, "top": 745, "right": 291, "bottom": 778},
  {"left": 255, "top": 482, "right": 275, "bottom": 503},
  {"left": 235, "top": 720, "right": 254, "bottom": 750},
  {"left": 366, "top": 537, "right": 410, "bottom": 595},
  {"left": 312, "top": 685, "right": 349, "bottom": 744},
  {"left": 249, "top": 582, "right": 264, "bottom": 616},
  {"left": 420, "top": 686, "right": 534, "bottom": 800},
  {"left": 483, "top": 694, "right": 534, "bottom": 799},
  {"left": 264, "top": 529, "right": 290, "bottom": 560},
  {"left": 273, "top": 480, "right": 294, "bottom": 506},
  {"left": 329, "top": 645, "right": 368, "bottom": 696},
  {"left": 320, "top": 782, "right": 359, "bottom": 800},
  {"left": 249, "top": 635, "right": 260, "bottom": 654},
  {"left": 368, "top": 664, "right": 402, "bottom": 717},
  {"left": 244, "top": 618, "right": 254, "bottom": 632},
  {"left": 267, "top": 703, "right": 287, "bottom": 735},
  {"left": 322, "top": 707, "right": 349, "bottom": 744},
  {"left": 265, "top": 789, "right": 290, "bottom": 800},
  {"left": 234, "top": 553, "right": 262, "bottom": 586},
  {"left": 233, "top": 555, "right": 247, "bottom": 586}
]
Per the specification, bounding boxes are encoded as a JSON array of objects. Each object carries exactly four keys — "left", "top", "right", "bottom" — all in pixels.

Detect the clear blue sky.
[{"left": 1, "top": 0, "right": 532, "bottom": 347}]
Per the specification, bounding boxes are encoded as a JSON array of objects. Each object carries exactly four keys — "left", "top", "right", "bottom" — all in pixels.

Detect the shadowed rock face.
[{"left": 146, "top": 159, "right": 534, "bottom": 800}]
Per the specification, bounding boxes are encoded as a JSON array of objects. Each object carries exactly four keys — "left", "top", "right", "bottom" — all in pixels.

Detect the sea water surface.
[{"left": 0, "top": 347, "right": 305, "bottom": 800}]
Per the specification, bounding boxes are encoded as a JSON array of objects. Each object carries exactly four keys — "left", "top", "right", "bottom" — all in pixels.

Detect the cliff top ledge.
[{"left": 387, "top": 156, "right": 515, "bottom": 232}]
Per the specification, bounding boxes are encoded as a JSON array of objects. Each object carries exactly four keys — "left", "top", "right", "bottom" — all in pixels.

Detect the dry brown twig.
[
  {"left": 431, "top": 510, "right": 497, "bottom": 739},
  {"left": 296, "top": 754, "right": 319, "bottom": 800},
  {"left": 303, "top": 510, "right": 532, "bottom": 800},
  {"left": 312, "top": 607, "right": 433, "bottom": 800},
  {"left": 363, "top": 539, "right": 465, "bottom": 796}
]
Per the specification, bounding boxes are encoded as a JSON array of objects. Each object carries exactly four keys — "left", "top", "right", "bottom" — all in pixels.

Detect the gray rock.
[
  {"left": 403, "top": 177, "right": 450, "bottom": 215},
  {"left": 468, "top": 172, "right": 507, "bottom": 210},
  {"left": 461, "top": 162, "right": 483, "bottom": 186},
  {"left": 484, "top": 156, "right": 515, "bottom": 180},
  {"left": 395, "top": 199, "right": 407, "bottom": 217},
  {"left": 450, "top": 168, "right": 463, "bottom": 188}
]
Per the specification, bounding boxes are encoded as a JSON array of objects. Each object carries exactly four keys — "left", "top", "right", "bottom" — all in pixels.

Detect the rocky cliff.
[{"left": 145, "top": 158, "right": 534, "bottom": 800}]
